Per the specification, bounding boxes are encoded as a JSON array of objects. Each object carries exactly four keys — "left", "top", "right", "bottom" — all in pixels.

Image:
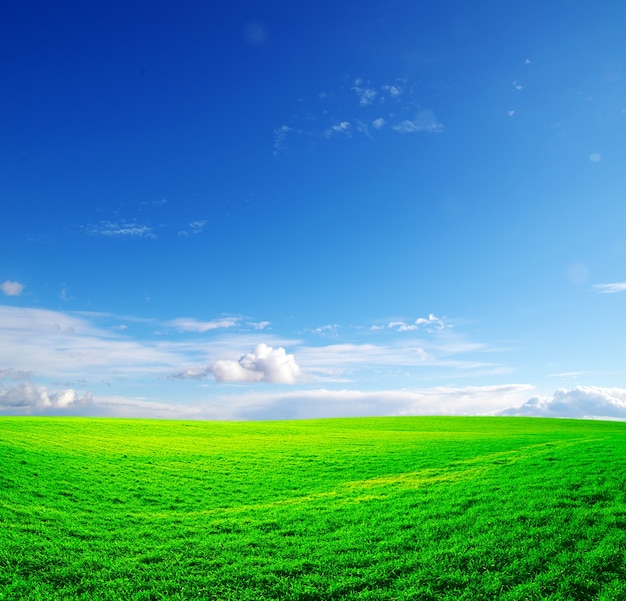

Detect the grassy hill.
[{"left": 1, "top": 416, "right": 625, "bottom": 600}]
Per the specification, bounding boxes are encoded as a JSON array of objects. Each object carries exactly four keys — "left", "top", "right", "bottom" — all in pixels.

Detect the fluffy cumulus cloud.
[
  {"left": 2, "top": 281, "right": 24, "bottom": 296},
  {"left": 500, "top": 386, "right": 626, "bottom": 420},
  {"left": 0, "top": 382, "right": 92, "bottom": 413},
  {"left": 210, "top": 344, "right": 302, "bottom": 384}
]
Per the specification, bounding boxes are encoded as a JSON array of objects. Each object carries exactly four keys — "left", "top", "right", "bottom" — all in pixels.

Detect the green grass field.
[{"left": 1, "top": 416, "right": 625, "bottom": 600}]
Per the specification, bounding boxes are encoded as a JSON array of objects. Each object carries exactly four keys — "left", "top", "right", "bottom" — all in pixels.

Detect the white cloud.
[
  {"left": 171, "top": 367, "right": 212, "bottom": 380},
  {"left": 325, "top": 121, "right": 351, "bottom": 138},
  {"left": 86, "top": 395, "right": 209, "bottom": 419},
  {"left": 0, "top": 306, "right": 299, "bottom": 389},
  {"left": 0, "top": 381, "right": 92, "bottom": 413},
  {"left": 274, "top": 75, "right": 442, "bottom": 153},
  {"left": 179, "top": 220, "right": 207, "bottom": 236},
  {"left": 593, "top": 282, "right": 626, "bottom": 294},
  {"left": 1, "top": 281, "right": 24, "bottom": 296},
  {"left": 86, "top": 220, "right": 156, "bottom": 239},
  {"left": 382, "top": 84, "right": 402, "bottom": 96},
  {"left": 168, "top": 317, "right": 240, "bottom": 333},
  {"left": 296, "top": 343, "right": 435, "bottom": 376},
  {"left": 0, "top": 368, "right": 33, "bottom": 380},
  {"left": 210, "top": 360, "right": 262, "bottom": 383},
  {"left": 0, "top": 306, "right": 200, "bottom": 380},
  {"left": 251, "top": 321, "right": 271, "bottom": 330},
  {"left": 352, "top": 79, "right": 378, "bottom": 106},
  {"left": 0, "top": 305, "right": 513, "bottom": 416},
  {"left": 11, "top": 382, "right": 624, "bottom": 422},
  {"left": 295, "top": 323, "right": 503, "bottom": 382},
  {"left": 203, "top": 384, "right": 535, "bottom": 420},
  {"left": 273, "top": 125, "right": 297, "bottom": 155},
  {"left": 392, "top": 110, "right": 443, "bottom": 133},
  {"left": 388, "top": 314, "right": 444, "bottom": 332},
  {"left": 0, "top": 306, "right": 502, "bottom": 390},
  {"left": 499, "top": 386, "right": 626, "bottom": 420},
  {"left": 210, "top": 344, "right": 301, "bottom": 384},
  {"left": 313, "top": 324, "right": 340, "bottom": 335},
  {"left": 56, "top": 384, "right": 535, "bottom": 420}
]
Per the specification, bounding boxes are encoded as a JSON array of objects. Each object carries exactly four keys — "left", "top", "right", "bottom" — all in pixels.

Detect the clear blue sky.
[{"left": 2, "top": 0, "right": 626, "bottom": 419}]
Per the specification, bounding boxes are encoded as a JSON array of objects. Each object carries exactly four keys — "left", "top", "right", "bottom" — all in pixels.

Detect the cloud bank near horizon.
[
  {"left": 499, "top": 386, "right": 626, "bottom": 420},
  {"left": 4, "top": 377, "right": 625, "bottom": 422},
  {"left": 1, "top": 305, "right": 625, "bottom": 421},
  {"left": 0, "top": 381, "right": 92, "bottom": 413}
]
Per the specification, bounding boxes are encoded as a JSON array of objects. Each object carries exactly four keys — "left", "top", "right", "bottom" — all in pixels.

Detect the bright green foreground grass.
[{"left": 1, "top": 416, "right": 626, "bottom": 600}]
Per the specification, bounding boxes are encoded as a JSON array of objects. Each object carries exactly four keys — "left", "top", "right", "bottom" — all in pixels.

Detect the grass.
[{"left": 1, "top": 416, "right": 625, "bottom": 600}]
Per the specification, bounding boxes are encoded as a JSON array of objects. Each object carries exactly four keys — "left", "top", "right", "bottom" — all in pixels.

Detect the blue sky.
[{"left": 2, "top": 0, "right": 626, "bottom": 419}]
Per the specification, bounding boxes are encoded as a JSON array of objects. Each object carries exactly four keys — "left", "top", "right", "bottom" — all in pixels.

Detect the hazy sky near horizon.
[{"left": 2, "top": 0, "right": 626, "bottom": 420}]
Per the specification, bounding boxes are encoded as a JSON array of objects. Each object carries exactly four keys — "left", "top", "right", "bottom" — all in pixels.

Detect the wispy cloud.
[
  {"left": 273, "top": 125, "right": 299, "bottom": 156},
  {"left": 386, "top": 314, "right": 444, "bottom": 332},
  {"left": 85, "top": 220, "right": 156, "bottom": 239},
  {"left": 53, "top": 384, "right": 535, "bottom": 420},
  {"left": 168, "top": 317, "right": 240, "bottom": 333},
  {"left": 178, "top": 220, "right": 207, "bottom": 236},
  {"left": 0, "top": 305, "right": 511, "bottom": 416},
  {"left": 169, "top": 384, "right": 535, "bottom": 420},
  {"left": 325, "top": 121, "right": 351, "bottom": 138},
  {"left": 274, "top": 75, "right": 442, "bottom": 154},
  {"left": 0, "top": 368, "right": 33, "bottom": 380},
  {"left": 0, "top": 305, "right": 298, "bottom": 390},
  {"left": 1, "top": 281, "right": 24, "bottom": 296},
  {"left": 0, "top": 306, "right": 194, "bottom": 380},
  {"left": 352, "top": 78, "right": 378, "bottom": 106},
  {"left": 592, "top": 282, "right": 626, "bottom": 294},
  {"left": 312, "top": 324, "right": 340, "bottom": 335},
  {"left": 392, "top": 110, "right": 443, "bottom": 134},
  {"left": 382, "top": 84, "right": 402, "bottom": 96},
  {"left": 297, "top": 342, "right": 432, "bottom": 372}
]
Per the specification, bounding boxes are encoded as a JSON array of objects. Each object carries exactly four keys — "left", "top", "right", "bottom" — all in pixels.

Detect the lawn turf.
[{"left": 1, "top": 416, "right": 625, "bottom": 600}]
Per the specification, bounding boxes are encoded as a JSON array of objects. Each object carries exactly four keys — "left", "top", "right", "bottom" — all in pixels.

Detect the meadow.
[{"left": 1, "top": 416, "right": 625, "bottom": 600}]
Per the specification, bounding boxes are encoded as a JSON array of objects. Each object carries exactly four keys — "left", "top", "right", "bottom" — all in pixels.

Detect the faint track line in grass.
[
  {"left": 117, "top": 438, "right": 606, "bottom": 524},
  {"left": 341, "top": 437, "right": 604, "bottom": 492}
]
